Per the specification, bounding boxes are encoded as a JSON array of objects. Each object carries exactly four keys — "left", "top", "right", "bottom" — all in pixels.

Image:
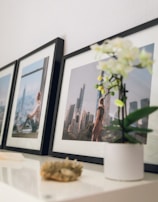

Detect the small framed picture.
[
  {"left": 0, "top": 62, "right": 17, "bottom": 148},
  {"left": 4, "top": 38, "right": 64, "bottom": 154}
]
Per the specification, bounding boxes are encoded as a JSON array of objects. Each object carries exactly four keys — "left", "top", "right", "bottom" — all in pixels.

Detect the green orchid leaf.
[
  {"left": 124, "top": 106, "right": 158, "bottom": 127},
  {"left": 114, "top": 99, "right": 124, "bottom": 107},
  {"left": 124, "top": 126, "right": 153, "bottom": 134},
  {"left": 124, "top": 133, "right": 142, "bottom": 144}
]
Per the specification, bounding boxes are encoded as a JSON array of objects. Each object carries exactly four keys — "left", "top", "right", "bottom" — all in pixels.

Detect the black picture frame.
[
  {"left": 48, "top": 19, "right": 158, "bottom": 173},
  {"left": 0, "top": 61, "right": 17, "bottom": 148},
  {"left": 3, "top": 37, "right": 64, "bottom": 155}
]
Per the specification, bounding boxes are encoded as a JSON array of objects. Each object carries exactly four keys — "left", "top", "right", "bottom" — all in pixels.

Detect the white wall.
[{"left": 0, "top": 0, "right": 157, "bottom": 67}]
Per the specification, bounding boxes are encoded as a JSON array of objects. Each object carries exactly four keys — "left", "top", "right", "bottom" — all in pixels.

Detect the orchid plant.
[{"left": 91, "top": 37, "right": 158, "bottom": 143}]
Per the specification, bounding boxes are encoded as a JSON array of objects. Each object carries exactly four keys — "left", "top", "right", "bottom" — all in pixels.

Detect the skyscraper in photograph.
[
  {"left": 140, "top": 98, "right": 149, "bottom": 128},
  {"left": 64, "top": 104, "right": 75, "bottom": 130},
  {"left": 68, "top": 84, "right": 85, "bottom": 135}
]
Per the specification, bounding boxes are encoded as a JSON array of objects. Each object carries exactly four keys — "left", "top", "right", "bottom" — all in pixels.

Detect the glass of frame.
[
  {"left": 49, "top": 19, "right": 158, "bottom": 172},
  {"left": 4, "top": 38, "right": 64, "bottom": 154},
  {"left": 0, "top": 62, "right": 17, "bottom": 148}
]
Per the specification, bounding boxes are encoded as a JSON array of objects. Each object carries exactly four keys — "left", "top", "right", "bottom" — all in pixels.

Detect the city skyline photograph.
[
  {"left": 0, "top": 74, "right": 11, "bottom": 135},
  {"left": 12, "top": 57, "right": 49, "bottom": 138},
  {"left": 62, "top": 43, "right": 154, "bottom": 143}
]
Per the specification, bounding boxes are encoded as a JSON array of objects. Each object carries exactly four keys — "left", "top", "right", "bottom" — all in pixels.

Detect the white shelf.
[{"left": 0, "top": 151, "right": 158, "bottom": 202}]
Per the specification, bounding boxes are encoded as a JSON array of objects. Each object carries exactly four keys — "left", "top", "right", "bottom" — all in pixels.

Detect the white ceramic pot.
[{"left": 104, "top": 143, "right": 144, "bottom": 181}]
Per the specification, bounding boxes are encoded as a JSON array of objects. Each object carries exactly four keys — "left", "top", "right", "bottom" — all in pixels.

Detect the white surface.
[
  {"left": 0, "top": 182, "right": 40, "bottom": 202},
  {"left": 0, "top": 151, "right": 158, "bottom": 202}
]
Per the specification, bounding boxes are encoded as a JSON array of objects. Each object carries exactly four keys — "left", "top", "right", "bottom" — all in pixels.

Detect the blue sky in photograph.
[
  {"left": 22, "top": 59, "right": 44, "bottom": 75},
  {"left": 18, "top": 58, "right": 44, "bottom": 99},
  {"left": 0, "top": 74, "right": 11, "bottom": 104}
]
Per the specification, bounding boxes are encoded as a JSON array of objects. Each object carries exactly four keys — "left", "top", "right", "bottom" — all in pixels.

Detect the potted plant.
[{"left": 91, "top": 37, "right": 158, "bottom": 181}]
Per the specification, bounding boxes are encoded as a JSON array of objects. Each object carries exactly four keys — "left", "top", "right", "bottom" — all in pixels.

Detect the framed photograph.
[
  {"left": 48, "top": 19, "right": 158, "bottom": 171},
  {"left": 0, "top": 62, "right": 17, "bottom": 148},
  {"left": 4, "top": 38, "right": 64, "bottom": 154}
]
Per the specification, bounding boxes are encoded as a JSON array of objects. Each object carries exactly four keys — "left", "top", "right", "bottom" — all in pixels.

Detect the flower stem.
[{"left": 119, "top": 77, "right": 128, "bottom": 143}]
